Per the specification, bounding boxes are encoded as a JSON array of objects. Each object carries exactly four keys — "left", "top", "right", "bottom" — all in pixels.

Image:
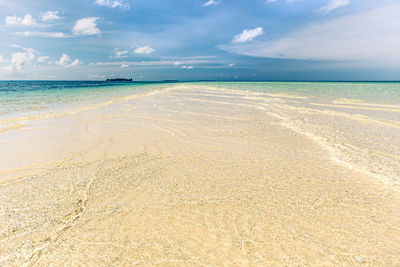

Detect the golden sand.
[{"left": 1, "top": 85, "right": 400, "bottom": 266}]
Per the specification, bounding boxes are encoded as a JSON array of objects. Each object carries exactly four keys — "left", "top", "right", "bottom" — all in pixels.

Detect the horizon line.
[{"left": 1, "top": 80, "right": 400, "bottom": 83}]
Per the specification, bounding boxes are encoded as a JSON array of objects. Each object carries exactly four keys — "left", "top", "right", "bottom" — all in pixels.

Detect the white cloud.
[
  {"left": 0, "top": 45, "right": 52, "bottom": 73},
  {"left": 320, "top": 0, "right": 349, "bottom": 13},
  {"left": 228, "top": 63, "right": 235, "bottom": 67},
  {"left": 2, "top": 65, "right": 14, "bottom": 73},
  {"left": 204, "top": 0, "right": 218, "bottom": 7},
  {"left": 16, "top": 31, "right": 70, "bottom": 38},
  {"left": 266, "top": 0, "right": 278, "bottom": 3},
  {"left": 134, "top": 46, "right": 155, "bottom": 54},
  {"left": 222, "top": 3, "right": 400, "bottom": 65},
  {"left": 120, "top": 64, "right": 129, "bottom": 68},
  {"left": 57, "top": 54, "right": 70, "bottom": 66},
  {"left": 232, "top": 27, "right": 263, "bottom": 43},
  {"left": 37, "top": 56, "right": 49, "bottom": 63},
  {"left": 95, "top": 0, "right": 130, "bottom": 9},
  {"left": 111, "top": 48, "right": 128, "bottom": 58},
  {"left": 56, "top": 54, "right": 81, "bottom": 68},
  {"left": 68, "top": 59, "right": 81, "bottom": 68},
  {"left": 9, "top": 47, "right": 38, "bottom": 72},
  {"left": 72, "top": 17, "right": 100, "bottom": 36},
  {"left": 40, "top": 11, "right": 61, "bottom": 22},
  {"left": 5, "top": 14, "right": 42, "bottom": 27},
  {"left": 5, "top": 12, "right": 60, "bottom": 31}
]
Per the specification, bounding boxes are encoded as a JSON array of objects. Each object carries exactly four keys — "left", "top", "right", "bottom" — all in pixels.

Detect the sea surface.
[
  {"left": 207, "top": 81, "right": 400, "bottom": 104},
  {"left": 1, "top": 81, "right": 399, "bottom": 186},
  {"left": 2, "top": 82, "right": 400, "bottom": 266},
  {"left": 1, "top": 81, "right": 400, "bottom": 119},
  {"left": 0, "top": 81, "right": 168, "bottom": 120}
]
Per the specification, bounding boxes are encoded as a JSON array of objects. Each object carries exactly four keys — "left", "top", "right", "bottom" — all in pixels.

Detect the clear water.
[
  {"left": 198, "top": 81, "right": 400, "bottom": 104},
  {"left": 1, "top": 81, "right": 400, "bottom": 121},
  {"left": 0, "top": 81, "right": 170, "bottom": 120},
  {"left": 0, "top": 80, "right": 399, "bottom": 186}
]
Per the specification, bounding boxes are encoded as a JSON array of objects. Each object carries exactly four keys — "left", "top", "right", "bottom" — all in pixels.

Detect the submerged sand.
[{"left": 1, "top": 85, "right": 400, "bottom": 266}]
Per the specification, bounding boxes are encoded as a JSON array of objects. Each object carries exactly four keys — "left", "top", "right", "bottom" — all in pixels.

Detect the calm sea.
[{"left": 1, "top": 81, "right": 400, "bottom": 120}]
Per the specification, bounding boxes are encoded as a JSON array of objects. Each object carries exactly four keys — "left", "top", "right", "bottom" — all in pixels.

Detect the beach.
[{"left": 1, "top": 83, "right": 400, "bottom": 266}]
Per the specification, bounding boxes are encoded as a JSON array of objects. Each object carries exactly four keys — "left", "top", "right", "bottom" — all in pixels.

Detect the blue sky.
[{"left": 0, "top": 0, "right": 399, "bottom": 80}]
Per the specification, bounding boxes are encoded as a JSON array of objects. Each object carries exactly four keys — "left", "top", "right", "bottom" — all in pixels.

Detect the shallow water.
[
  {"left": 0, "top": 81, "right": 168, "bottom": 120},
  {"left": 201, "top": 81, "right": 400, "bottom": 105},
  {"left": 1, "top": 83, "right": 400, "bottom": 265},
  {"left": 1, "top": 81, "right": 400, "bottom": 117},
  {"left": 0, "top": 81, "right": 399, "bottom": 183}
]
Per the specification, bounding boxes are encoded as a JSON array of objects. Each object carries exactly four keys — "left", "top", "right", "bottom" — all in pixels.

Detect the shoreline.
[{"left": 1, "top": 84, "right": 400, "bottom": 265}]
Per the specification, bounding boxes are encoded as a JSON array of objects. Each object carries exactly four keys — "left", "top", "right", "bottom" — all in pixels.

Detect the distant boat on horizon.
[
  {"left": 104, "top": 78, "right": 181, "bottom": 83},
  {"left": 105, "top": 78, "right": 133, "bottom": 82}
]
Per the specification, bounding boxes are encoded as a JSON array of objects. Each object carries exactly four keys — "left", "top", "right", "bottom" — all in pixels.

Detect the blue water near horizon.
[
  {"left": 0, "top": 81, "right": 169, "bottom": 119},
  {"left": 1, "top": 81, "right": 400, "bottom": 121}
]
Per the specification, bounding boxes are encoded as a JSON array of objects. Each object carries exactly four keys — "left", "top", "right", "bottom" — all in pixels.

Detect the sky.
[{"left": 0, "top": 0, "right": 399, "bottom": 81}]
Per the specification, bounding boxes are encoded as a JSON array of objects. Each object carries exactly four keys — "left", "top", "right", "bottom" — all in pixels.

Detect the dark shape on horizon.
[
  {"left": 104, "top": 79, "right": 181, "bottom": 83},
  {"left": 105, "top": 78, "right": 133, "bottom": 82}
]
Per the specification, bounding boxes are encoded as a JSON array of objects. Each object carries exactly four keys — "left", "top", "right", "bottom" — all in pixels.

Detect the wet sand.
[{"left": 1, "top": 85, "right": 400, "bottom": 266}]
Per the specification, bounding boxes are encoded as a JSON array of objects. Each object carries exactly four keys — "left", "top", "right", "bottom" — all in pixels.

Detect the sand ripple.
[{"left": 1, "top": 85, "right": 400, "bottom": 266}]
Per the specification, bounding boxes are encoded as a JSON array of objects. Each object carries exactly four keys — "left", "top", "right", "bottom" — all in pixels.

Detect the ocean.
[
  {"left": 1, "top": 81, "right": 400, "bottom": 265},
  {"left": 1, "top": 81, "right": 399, "bottom": 185},
  {"left": 1, "top": 81, "right": 400, "bottom": 119},
  {"left": 0, "top": 81, "right": 167, "bottom": 120}
]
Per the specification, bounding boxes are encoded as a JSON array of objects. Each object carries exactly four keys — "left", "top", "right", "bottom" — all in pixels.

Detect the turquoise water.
[
  {"left": 0, "top": 81, "right": 169, "bottom": 119},
  {"left": 1, "top": 81, "right": 400, "bottom": 121},
  {"left": 199, "top": 81, "right": 400, "bottom": 104},
  {"left": 0, "top": 80, "right": 399, "bottom": 185}
]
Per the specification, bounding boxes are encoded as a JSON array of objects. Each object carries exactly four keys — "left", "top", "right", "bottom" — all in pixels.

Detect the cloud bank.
[
  {"left": 222, "top": 3, "right": 400, "bottom": 65},
  {"left": 5, "top": 14, "right": 42, "bottom": 27},
  {"left": 1, "top": 46, "right": 39, "bottom": 72}
]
